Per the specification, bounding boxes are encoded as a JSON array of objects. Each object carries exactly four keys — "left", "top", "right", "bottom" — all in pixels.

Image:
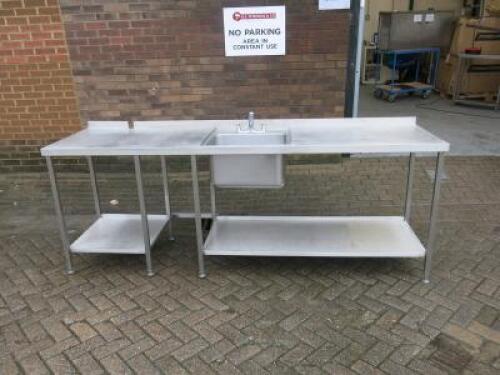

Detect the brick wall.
[
  {"left": 60, "top": 0, "right": 350, "bottom": 122},
  {"left": 0, "top": 1, "right": 350, "bottom": 171},
  {"left": 0, "top": 0, "right": 82, "bottom": 171}
]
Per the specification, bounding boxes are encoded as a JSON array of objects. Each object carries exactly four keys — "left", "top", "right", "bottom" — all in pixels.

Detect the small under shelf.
[
  {"left": 71, "top": 214, "right": 169, "bottom": 254},
  {"left": 204, "top": 216, "right": 425, "bottom": 258}
]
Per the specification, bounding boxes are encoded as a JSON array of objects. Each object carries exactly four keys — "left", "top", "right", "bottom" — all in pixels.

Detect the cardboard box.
[
  {"left": 485, "top": 0, "right": 500, "bottom": 16},
  {"left": 449, "top": 16, "right": 500, "bottom": 55},
  {"left": 438, "top": 55, "right": 500, "bottom": 95}
]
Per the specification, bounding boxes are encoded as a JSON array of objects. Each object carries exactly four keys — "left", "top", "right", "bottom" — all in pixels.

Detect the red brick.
[
  {"left": 14, "top": 7, "right": 38, "bottom": 16},
  {"left": 35, "top": 47, "right": 55, "bottom": 55},
  {"left": 3, "top": 56, "right": 27, "bottom": 63},
  {"left": 19, "top": 24, "right": 41, "bottom": 32},
  {"left": 27, "top": 55, "right": 47, "bottom": 62},
  {"left": 24, "top": 0, "right": 46, "bottom": 7},
  {"left": 38, "top": 6, "right": 60, "bottom": 15},
  {"left": 9, "top": 32, "right": 30, "bottom": 40},
  {"left": 28, "top": 15, "right": 52, "bottom": 24},
  {"left": 31, "top": 32, "right": 51, "bottom": 40},
  {"left": 2, "top": 1, "right": 23, "bottom": 8},
  {"left": 44, "top": 39, "right": 64, "bottom": 47},
  {"left": 0, "top": 9, "right": 16, "bottom": 16},
  {"left": 42, "top": 23, "right": 62, "bottom": 31},
  {"left": 2, "top": 40, "right": 22, "bottom": 49},
  {"left": 6, "top": 17, "right": 28, "bottom": 25},
  {"left": 24, "top": 40, "right": 45, "bottom": 48},
  {"left": 85, "top": 22, "right": 106, "bottom": 30}
]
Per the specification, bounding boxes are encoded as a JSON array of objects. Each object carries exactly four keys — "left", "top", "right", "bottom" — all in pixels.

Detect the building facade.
[{"left": 1, "top": 0, "right": 351, "bottom": 171}]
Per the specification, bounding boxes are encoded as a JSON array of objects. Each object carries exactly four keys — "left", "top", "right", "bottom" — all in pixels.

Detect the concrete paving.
[
  {"left": 360, "top": 85, "right": 500, "bottom": 156},
  {"left": 0, "top": 156, "right": 499, "bottom": 374}
]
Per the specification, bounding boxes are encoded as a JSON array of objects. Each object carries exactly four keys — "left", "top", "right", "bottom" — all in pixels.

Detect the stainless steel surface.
[
  {"left": 204, "top": 216, "right": 426, "bottom": 258},
  {"left": 41, "top": 118, "right": 450, "bottom": 156},
  {"left": 204, "top": 130, "right": 289, "bottom": 188},
  {"left": 404, "top": 153, "right": 415, "bottom": 222},
  {"left": 353, "top": 1, "right": 365, "bottom": 117},
  {"left": 87, "top": 121, "right": 129, "bottom": 130},
  {"left": 172, "top": 212, "right": 213, "bottom": 219},
  {"left": 424, "top": 153, "right": 445, "bottom": 283},
  {"left": 191, "top": 156, "right": 206, "bottom": 278},
  {"left": 43, "top": 119, "right": 449, "bottom": 281},
  {"left": 46, "top": 157, "right": 74, "bottom": 274},
  {"left": 248, "top": 111, "right": 255, "bottom": 131},
  {"left": 160, "top": 156, "right": 174, "bottom": 240},
  {"left": 87, "top": 156, "right": 101, "bottom": 218},
  {"left": 248, "top": 111, "right": 254, "bottom": 130},
  {"left": 134, "top": 156, "right": 154, "bottom": 277},
  {"left": 378, "top": 11, "right": 455, "bottom": 51},
  {"left": 209, "top": 158, "right": 217, "bottom": 219},
  {"left": 204, "top": 131, "right": 289, "bottom": 146},
  {"left": 71, "top": 214, "right": 168, "bottom": 254}
]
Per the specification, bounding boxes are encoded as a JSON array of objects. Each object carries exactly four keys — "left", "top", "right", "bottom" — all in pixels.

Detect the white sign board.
[
  {"left": 319, "top": 0, "right": 351, "bottom": 10},
  {"left": 425, "top": 13, "right": 435, "bottom": 23},
  {"left": 223, "top": 6, "right": 286, "bottom": 57}
]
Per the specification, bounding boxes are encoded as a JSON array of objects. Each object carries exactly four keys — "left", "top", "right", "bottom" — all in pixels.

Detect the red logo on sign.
[{"left": 233, "top": 12, "right": 277, "bottom": 21}]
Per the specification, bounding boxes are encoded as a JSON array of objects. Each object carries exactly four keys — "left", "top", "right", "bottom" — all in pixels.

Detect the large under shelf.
[
  {"left": 71, "top": 214, "right": 169, "bottom": 254},
  {"left": 204, "top": 216, "right": 426, "bottom": 258}
]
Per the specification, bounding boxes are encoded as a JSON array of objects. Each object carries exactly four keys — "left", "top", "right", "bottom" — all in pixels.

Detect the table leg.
[
  {"left": 191, "top": 156, "right": 206, "bottom": 278},
  {"left": 46, "top": 156, "right": 74, "bottom": 275},
  {"left": 424, "top": 152, "right": 445, "bottom": 283},
  {"left": 87, "top": 156, "right": 101, "bottom": 218},
  {"left": 404, "top": 153, "right": 415, "bottom": 222},
  {"left": 134, "top": 156, "right": 153, "bottom": 277},
  {"left": 160, "top": 156, "right": 174, "bottom": 241},
  {"left": 209, "top": 158, "right": 217, "bottom": 220}
]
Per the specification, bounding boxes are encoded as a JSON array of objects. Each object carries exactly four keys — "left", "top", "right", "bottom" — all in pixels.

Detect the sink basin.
[
  {"left": 203, "top": 131, "right": 288, "bottom": 147},
  {"left": 202, "top": 129, "right": 290, "bottom": 188}
]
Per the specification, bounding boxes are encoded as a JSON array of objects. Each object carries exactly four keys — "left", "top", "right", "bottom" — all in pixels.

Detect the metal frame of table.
[
  {"left": 41, "top": 118, "right": 448, "bottom": 282},
  {"left": 46, "top": 154, "right": 174, "bottom": 276},
  {"left": 190, "top": 151, "right": 445, "bottom": 283}
]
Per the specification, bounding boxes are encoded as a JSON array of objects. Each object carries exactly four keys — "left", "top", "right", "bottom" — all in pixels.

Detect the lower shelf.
[
  {"left": 204, "top": 216, "right": 426, "bottom": 258},
  {"left": 71, "top": 214, "right": 169, "bottom": 255}
]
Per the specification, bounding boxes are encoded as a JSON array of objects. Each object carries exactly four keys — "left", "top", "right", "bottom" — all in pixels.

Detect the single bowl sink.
[
  {"left": 204, "top": 131, "right": 288, "bottom": 147},
  {"left": 202, "top": 129, "right": 290, "bottom": 188}
]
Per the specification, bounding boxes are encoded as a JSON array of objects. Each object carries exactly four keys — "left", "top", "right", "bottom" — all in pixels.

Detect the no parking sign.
[{"left": 223, "top": 6, "right": 286, "bottom": 57}]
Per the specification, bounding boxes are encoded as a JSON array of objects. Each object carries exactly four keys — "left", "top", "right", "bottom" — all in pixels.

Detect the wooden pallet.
[
  {"left": 379, "top": 82, "right": 433, "bottom": 91},
  {"left": 457, "top": 91, "right": 498, "bottom": 102},
  {"left": 440, "top": 89, "right": 499, "bottom": 101}
]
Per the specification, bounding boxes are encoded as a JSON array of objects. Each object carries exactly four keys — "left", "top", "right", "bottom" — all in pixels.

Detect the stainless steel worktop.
[
  {"left": 41, "top": 117, "right": 449, "bottom": 156},
  {"left": 42, "top": 116, "right": 449, "bottom": 282}
]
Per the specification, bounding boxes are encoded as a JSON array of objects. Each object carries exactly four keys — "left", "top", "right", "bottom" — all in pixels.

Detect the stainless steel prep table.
[{"left": 41, "top": 117, "right": 449, "bottom": 282}]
